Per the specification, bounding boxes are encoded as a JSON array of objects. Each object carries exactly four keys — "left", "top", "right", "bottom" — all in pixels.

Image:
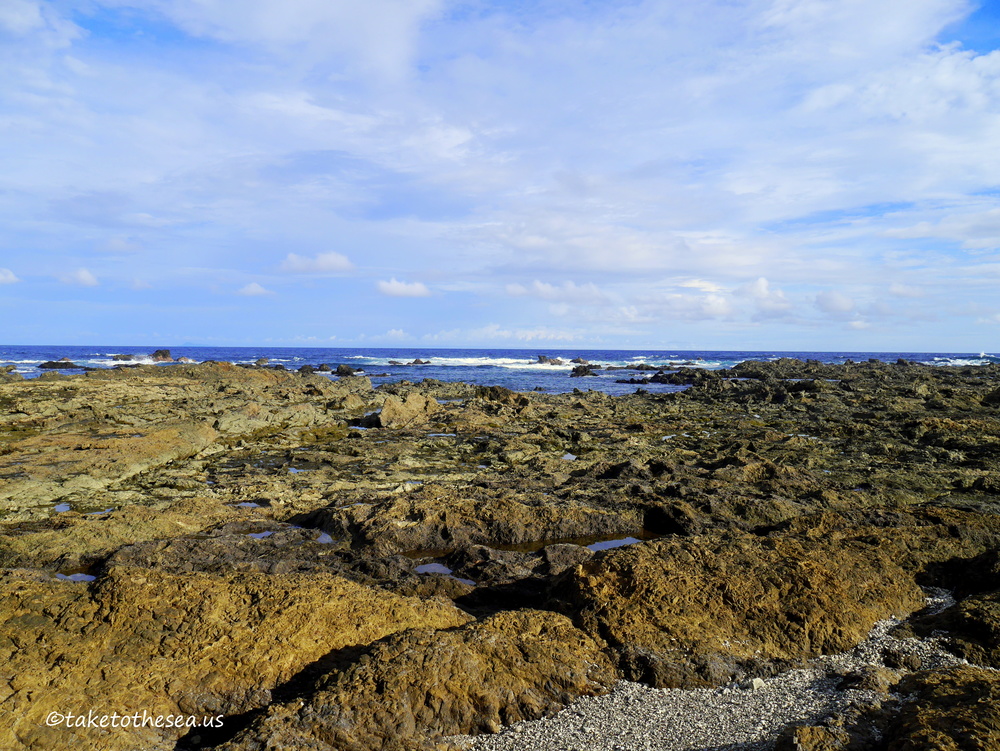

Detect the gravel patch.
[{"left": 447, "top": 588, "right": 970, "bottom": 751}]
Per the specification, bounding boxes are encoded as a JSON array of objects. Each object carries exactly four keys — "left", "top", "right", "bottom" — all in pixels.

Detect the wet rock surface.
[{"left": 1, "top": 359, "right": 1000, "bottom": 749}]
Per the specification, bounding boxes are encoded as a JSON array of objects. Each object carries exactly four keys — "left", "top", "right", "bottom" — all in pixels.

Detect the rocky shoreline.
[{"left": 2, "top": 359, "right": 1000, "bottom": 749}]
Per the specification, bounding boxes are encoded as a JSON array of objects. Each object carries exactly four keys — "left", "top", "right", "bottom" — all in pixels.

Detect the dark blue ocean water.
[{"left": 2, "top": 345, "right": 997, "bottom": 396}]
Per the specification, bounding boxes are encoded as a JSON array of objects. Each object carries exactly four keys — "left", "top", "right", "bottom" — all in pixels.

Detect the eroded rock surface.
[
  {"left": 2, "top": 359, "right": 1000, "bottom": 750},
  {"left": 218, "top": 610, "right": 615, "bottom": 751},
  {"left": 550, "top": 530, "right": 926, "bottom": 687},
  {"left": 0, "top": 567, "right": 469, "bottom": 750}
]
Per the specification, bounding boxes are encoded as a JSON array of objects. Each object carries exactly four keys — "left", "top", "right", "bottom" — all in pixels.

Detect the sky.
[{"left": 2, "top": 0, "right": 1000, "bottom": 351}]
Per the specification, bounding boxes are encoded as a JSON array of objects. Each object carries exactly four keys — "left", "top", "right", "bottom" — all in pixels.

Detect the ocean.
[{"left": 2, "top": 345, "right": 997, "bottom": 397}]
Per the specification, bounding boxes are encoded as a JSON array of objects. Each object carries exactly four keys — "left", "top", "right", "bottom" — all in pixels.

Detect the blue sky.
[{"left": 2, "top": 0, "right": 1000, "bottom": 350}]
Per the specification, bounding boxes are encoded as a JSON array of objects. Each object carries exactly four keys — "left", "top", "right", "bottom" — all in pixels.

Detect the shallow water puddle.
[
  {"left": 56, "top": 572, "right": 97, "bottom": 582},
  {"left": 402, "top": 530, "right": 661, "bottom": 559},
  {"left": 561, "top": 453, "right": 577, "bottom": 461},
  {"left": 414, "top": 562, "right": 451, "bottom": 575},
  {"left": 56, "top": 565, "right": 97, "bottom": 583},
  {"left": 414, "top": 562, "right": 476, "bottom": 586},
  {"left": 587, "top": 536, "right": 643, "bottom": 552},
  {"left": 492, "top": 529, "right": 660, "bottom": 554},
  {"left": 246, "top": 531, "right": 275, "bottom": 539}
]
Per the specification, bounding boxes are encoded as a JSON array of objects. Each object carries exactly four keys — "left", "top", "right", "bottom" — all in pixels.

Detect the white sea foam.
[
  {"left": 350, "top": 354, "right": 720, "bottom": 371},
  {"left": 88, "top": 355, "right": 159, "bottom": 366},
  {"left": 925, "top": 356, "right": 996, "bottom": 367}
]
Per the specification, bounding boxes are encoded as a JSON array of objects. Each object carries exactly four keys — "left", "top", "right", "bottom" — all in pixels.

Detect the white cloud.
[
  {"left": 737, "top": 277, "right": 792, "bottom": 318},
  {"left": 0, "top": 268, "right": 20, "bottom": 284},
  {"left": 888, "top": 283, "right": 926, "bottom": 298},
  {"left": 131, "top": 278, "right": 152, "bottom": 290},
  {"left": 103, "top": 236, "right": 141, "bottom": 253},
  {"left": 5, "top": 0, "right": 1000, "bottom": 348},
  {"left": 101, "top": 0, "right": 445, "bottom": 77},
  {"left": 376, "top": 278, "right": 431, "bottom": 297},
  {"left": 467, "top": 323, "right": 580, "bottom": 342},
  {"left": 700, "top": 294, "right": 733, "bottom": 318},
  {"left": 886, "top": 207, "right": 1000, "bottom": 250},
  {"left": 280, "top": 252, "right": 354, "bottom": 273},
  {"left": 680, "top": 279, "right": 724, "bottom": 293},
  {"left": 237, "top": 282, "right": 273, "bottom": 296},
  {"left": 59, "top": 268, "right": 99, "bottom": 286},
  {"left": 0, "top": 0, "right": 44, "bottom": 35},
  {"left": 505, "top": 280, "right": 606, "bottom": 302},
  {"left": 815, "top": 290, "right": 855, "bottom": 314}
]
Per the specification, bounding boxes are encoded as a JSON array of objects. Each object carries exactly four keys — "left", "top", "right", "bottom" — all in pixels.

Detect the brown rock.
[
  {"left": 0, "top": 567, "right": 471, "bottom": 750},
  {"left": 0, "top": 421, "right": 218, "bottom": 511},
  {"left": 301, "top": 484, "right": 643, "bottom": 556},
  {"left": 884, "top": 667, "right": 1000, "bottom": 750},
  {"left": 906, "top": 590, "right": 1000, "bottom": 667},
  {"left": 776, "top": 725, "right": 852, "bottom": 751},
  {"left": 837, "top": 665, "right": 900, "bottom": 693},
  {"left": 549, "top": 530, "right": 924, "bottom": 687},
  {"left": 219, "top": 609, "right": 616, "bottom": 751},
  {"left": 367, "top": 393, "right": 440, "bottom": 429}
]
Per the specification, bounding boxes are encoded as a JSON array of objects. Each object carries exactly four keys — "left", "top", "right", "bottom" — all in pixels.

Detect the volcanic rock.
[
  {"left": 217, "top": 609, "right": 616, "bottom": 751},
  {"left": 0, "top": 567, "right": 470, "bottom": 750},
  {"left": 549, "top": 530, "right": 925, "bottom": 687},
  {"left": 882, "top": 667, "right": 1000, "bottom": 750},
  {"left": 363, "top": 393, "right": 439, "bottom": 429}
]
